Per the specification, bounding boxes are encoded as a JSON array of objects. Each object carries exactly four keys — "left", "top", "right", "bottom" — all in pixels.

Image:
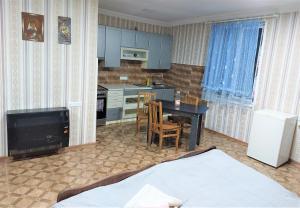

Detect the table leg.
[
  {"left": 189, "top": 115, "right": 200, "bottom": 151},
  {"left": 197, "top": 114, "right": 203, "bottom": 145}
]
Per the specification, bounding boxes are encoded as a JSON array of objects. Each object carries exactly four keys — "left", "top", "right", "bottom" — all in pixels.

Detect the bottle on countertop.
[
  {"left": 175, "top": 90, "right": 181, "bottom": 107},
  {"left": 145, "top": 77, "right": 151, "bottom": 86}
]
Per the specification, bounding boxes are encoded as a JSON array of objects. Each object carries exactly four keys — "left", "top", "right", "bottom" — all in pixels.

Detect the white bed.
[{"left": 54, "top": 149, "right": 300, "bottom": 207}]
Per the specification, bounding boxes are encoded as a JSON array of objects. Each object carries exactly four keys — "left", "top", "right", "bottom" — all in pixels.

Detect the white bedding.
[{"left": 54, "top": 149, "right": 300, "bottom": 207}]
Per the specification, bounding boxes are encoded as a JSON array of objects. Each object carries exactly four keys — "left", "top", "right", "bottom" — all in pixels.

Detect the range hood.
[{"left": 121, "top": 47, "right": 149, "bottom": 62}]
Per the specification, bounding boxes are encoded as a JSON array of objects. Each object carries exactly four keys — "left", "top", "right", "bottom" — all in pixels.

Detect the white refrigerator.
[{"left": 247, "top": 110, "right": 297, "bottom": 167}]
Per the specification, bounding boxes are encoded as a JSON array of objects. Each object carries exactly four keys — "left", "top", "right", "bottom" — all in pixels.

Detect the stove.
[{"left": 97, "top": 85, "right": 108, "bottom": 126}]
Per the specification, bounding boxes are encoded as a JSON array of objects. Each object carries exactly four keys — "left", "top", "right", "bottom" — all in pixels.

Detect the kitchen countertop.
[
  {"left": 100, "top": 83, "right": 175, "bottom": 91},
  {"left": 100, "top": 84, "right": 152, "bottom": 90},
  {"left": 133, "top": 83, "right": 175, "bottom": 89},
  {"left": 151, "top": 85, "right": 175, "bottom": 89}
]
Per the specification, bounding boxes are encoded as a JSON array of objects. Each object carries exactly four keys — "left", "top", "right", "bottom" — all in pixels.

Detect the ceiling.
[{"left": 99, "top": 0, "right": 300, "bottom": 25}]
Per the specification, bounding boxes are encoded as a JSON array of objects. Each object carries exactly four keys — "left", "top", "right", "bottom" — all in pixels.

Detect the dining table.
[{"left": 147, "top": 99, "right": 209, "bottom": 151}]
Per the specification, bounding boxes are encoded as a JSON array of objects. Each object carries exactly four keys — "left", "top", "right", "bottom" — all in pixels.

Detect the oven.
[{"left": 97, "top": 86, "right": 108, "bottom": 126}]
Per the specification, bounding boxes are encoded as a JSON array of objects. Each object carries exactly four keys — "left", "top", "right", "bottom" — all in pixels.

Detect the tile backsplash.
[
  {"left": 98, "top": 61, "right": 205, "bottom": 98},
  {"left": 98, "top": 60, "right": 164, "bottom": 85},
  {"left": 163, "top": 64, "right": 204, "bottom": 98}
]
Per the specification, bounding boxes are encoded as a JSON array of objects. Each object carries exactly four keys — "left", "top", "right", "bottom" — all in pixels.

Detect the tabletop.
[{"left": 158, "top": 100, "right": 208, "bottom": 115}]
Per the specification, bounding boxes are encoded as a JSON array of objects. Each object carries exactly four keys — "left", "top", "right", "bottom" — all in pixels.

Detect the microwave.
[{"left": 121, "top": 47, "right": 149, "bottom": 62}]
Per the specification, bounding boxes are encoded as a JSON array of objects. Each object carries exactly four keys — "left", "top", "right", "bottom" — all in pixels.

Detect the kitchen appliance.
[
  {"left": 152, "top": 80, "right": 165, "bottom": 87},
  {"left": 121, "top": 47, "right": 148, "bottom": 62},
  {"left": 123, "top": 93, "right": 142, "bottom": 119},
  {"left": 247, "top": 110, "right": 297, "bottom": 167},
  {"left": 7, "top": 107, "right": 69, "bottom": 159},
  {"left": 122, "top": 86, "right": 152, "bottom": 119},
  {"left": 97, "top": 85, "right": 108, "bottom": 126},
  {"left": 106, "top": 88, "right": 123, "bottom": 122}
]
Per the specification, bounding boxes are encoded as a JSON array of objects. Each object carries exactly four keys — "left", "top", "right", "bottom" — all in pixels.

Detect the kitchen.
[{"left": 96, "top": 24, "right": 182, "bottom": 125}]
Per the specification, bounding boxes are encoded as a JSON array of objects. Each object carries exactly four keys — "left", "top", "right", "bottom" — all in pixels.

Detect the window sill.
[{"left": 207, "top": 100, "right": 253, "bottom": 109}]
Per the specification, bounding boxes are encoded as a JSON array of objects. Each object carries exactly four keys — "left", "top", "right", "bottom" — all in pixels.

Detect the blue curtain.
[{"left": 202, "top": 20, "right": 263, "bottom": 105}]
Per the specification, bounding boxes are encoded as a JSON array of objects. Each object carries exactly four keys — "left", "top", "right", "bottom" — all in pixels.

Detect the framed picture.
[
  {"left": 58, "top": 16, "right": 71, "bottom": 44},
  {"left": 22, "top": 12, "right": 44, "bottom": 42}
]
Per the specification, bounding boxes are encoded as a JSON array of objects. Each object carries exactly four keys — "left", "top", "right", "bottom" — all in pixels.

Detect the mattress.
[{"left": 54, "top": 149, "right": 300, "bottom": 207}]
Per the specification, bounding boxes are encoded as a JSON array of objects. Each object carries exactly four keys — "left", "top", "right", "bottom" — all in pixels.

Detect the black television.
[{"left": 6, "top": 107, "right": 69, "bottom": 159}]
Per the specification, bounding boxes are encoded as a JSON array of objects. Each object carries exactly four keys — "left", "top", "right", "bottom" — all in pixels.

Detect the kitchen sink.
[{"left": 134, "top": 84, "right": 168, "bottom": 88}]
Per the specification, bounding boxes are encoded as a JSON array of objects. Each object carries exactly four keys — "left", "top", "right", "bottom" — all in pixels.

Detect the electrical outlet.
[{"left": 120, "top": 75, "right": 128, "bottom": 81}]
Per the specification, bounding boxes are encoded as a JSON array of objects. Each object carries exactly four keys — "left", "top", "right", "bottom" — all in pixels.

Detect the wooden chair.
[
  {"left": 169, "top": 94, "right": 200, "bottom": 124},
  {"left": 136, "top": 92, "right": 156, "bottom": 141},
  {"left": 168, "top": 95, "right": 201, "bottom": 150},
  {"left": 148, "top": 101, "right": 181, "bottom": 152},
  {"left": 181, "top": 95, "right": 200, "bottom": 106}
]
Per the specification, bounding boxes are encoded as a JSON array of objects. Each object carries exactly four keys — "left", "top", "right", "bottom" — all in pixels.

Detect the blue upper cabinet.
[
  {"left": 97, "top": 25, "right": 106, "bottom": 59},
  {"left": 121, "top": 29, "right": 136, "bottom": 48},
  {"left": 105, "top": 27, "right": 121, "bottom": 68},
  {"left": 148, "top": 34, "right": 161, "bottom": 69},
  {"left": 136, "top": 31, "right": 149, "bottom": 49},
  {"left": 160, "top": 35, "right": 172, "bottom": 69},
  {"left": 98, "top": 25, "right": 172, "bottom": 69}
]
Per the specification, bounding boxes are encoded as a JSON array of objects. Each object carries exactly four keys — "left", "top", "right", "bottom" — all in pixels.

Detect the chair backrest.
[
  {"left": 182, "top": 95, "right": 200, "bottom": 106},
  {"left": 149, "top": 101, "right": 163, "bottom": 131},
  {"left": 137, "top": 92, "right": 156, "bottom": 114},
  {"left": 200, "top": 99, "right": 208, "bottom": 107}
]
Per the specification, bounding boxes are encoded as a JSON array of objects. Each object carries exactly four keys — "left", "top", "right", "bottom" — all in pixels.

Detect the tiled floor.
[{"left": 0, "top": 122, "right": 299, "bottom": 208}]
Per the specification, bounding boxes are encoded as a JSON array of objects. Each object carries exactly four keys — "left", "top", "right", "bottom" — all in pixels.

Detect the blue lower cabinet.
[
  {"left": 106, "top": 108, "right": 122, "bottom": 121},
  {"left": 152, "top": 89, "right": 175, "bottom": 101},
  {"left": 105, "top": 27, "right": 121, "bottom": 68}
]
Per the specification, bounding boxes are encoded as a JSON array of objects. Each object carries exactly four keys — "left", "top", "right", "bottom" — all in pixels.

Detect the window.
[{"left": 202, "top": 20, "right": 264, "bottom": 105}]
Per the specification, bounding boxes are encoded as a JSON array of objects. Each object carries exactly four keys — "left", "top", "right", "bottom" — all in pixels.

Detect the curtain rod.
[{"left": 207, "top": 14, "right": 279, "bottom": 24}]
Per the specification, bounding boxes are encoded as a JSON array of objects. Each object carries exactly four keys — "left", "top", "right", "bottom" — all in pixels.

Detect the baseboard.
[
  {"left": 205, "top": 129, "right": 300, "bottom": 166},
  {"left": 60, "top": 142, "right": 97, "bottom": 152},
  {"left": 105, "top": 118, "right": 135, "bottom": 125},
  {"left": 0, "top": 142, "right": 97, "bottom": 162},
  {"left": 105, "top": 114, "right": 172, "bottom": 125},
  {"left": 290, "top": 159, "right": 300, "bottom": 167},
  {"left": 204, "top": 128, "right": 248, "bottom": 146},
  {"left": 0, "top": 156, "right": 11, "bottom": 163}
]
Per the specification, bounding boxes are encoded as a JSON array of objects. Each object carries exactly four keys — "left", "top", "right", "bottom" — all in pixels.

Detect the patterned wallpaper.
[
  {"left": 99, "top": 13, "right": 171, "bottom": 34},
  {"left": 0, "top": 0, "right": 5, "bottom": 157},
  {"left": 0, "top": 0, "right": 98, "bottom": 156},
  {"left": 205, "top": 103, "right": 253, "bottom": 142},
  {"left": 171, "top": 23, "right": 211, "bottom": 66}
]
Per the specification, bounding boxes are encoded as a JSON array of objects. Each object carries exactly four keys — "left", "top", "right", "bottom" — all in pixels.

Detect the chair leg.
[
  {"left": 180, "top": 123, "right": 184, "bottom": 138},
  {"left": 185, "top": 137, "right": 188, "bottom": 151},
  {"left": 159, "top": 134, "right": 163, "bottom": 153},
  {"left": 147, "top": 130, "right": 152, "bottom": 149},
  {"left": 136, "top": 119, "right": 140, "bottom": 142},
  {"left": 147, "top": 125, "right": 151, "bottom": 147},
  {"left": 175, "top": 129, "right": 179, "bottom": 153},
  {"left": 136, "top": 119, "right": 138, "bottom": 134}
]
